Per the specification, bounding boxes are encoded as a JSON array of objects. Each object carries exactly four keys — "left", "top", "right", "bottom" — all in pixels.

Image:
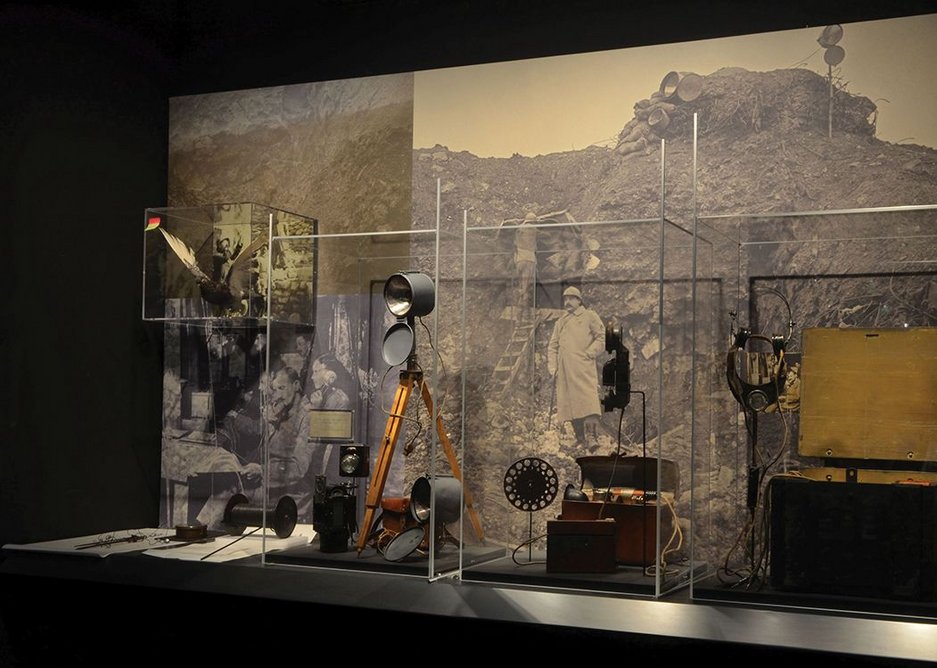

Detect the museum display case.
[
  {"left": 143, "top": 203, "right": 317, "bottom": 325},
  {"left": 137, "top": 190, "right": 937, "bottom": 614},
  {"left": 690, "top": 203, "right": 937, "bottom": 618},
  {"left": 141, "top": 193, "right": 491, "bottom": 578},
  {"left": 142, "top": 203, "right": 318, "bottom": 556},
  {"left": 253, "top": 186, "right": 479, "bottom": 580},
  {"left": 456, "top": 144, "right": 711, "bottom": 597}
]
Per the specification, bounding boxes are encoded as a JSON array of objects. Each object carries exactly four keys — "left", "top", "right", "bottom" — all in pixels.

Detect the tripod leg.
[
  {"left": 356, "top": 378, "right": 414, "bottom": 553},
  {"left": 419, "top": 381, "right": 486, "bottom": 543}
]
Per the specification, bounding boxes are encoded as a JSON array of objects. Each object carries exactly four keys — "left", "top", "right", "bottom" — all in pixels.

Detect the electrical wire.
[
  {"left": 720, "top": 287, "right": 796, "bottom": 589},
  {"left": 645, "top": 494, "right": 684, "bottom": 578},
  {"left": 593, "top": 389, "right": 686, "bottom": 579},
  {"left": 199, "top": 526, "right": 261, "bottom": 561},
  {"left": 718, "top": 366, "right": 792, "bottom": 589},
  {"left": 375, "top": 316, "right": 449, "bottom": 459},
  {"left": 416, "top": 315, "right": 454, "bottom": 457},
  {"left": 418, "top": 315, "right": 449, "bottom": 421},
  {"left": 511, "top": 533, "right": 548, "bottom": 566},
  {"left": 787, "top": 46, "right": 822, "bottom": 70},
  {"left": 746, "top": 371, "right": 793, "bottom": 588},
  {"left": 596, "top": 407, "right": 627, "bottom": 521},
  {"left": 753, "top": 285, "right": 795, "bottom": 346},
  {"left": 359, "top": 509, "right": 387, "bottom": 555}
]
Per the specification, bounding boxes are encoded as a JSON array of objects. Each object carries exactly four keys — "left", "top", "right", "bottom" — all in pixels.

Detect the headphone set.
[
  {"left": 725, "top": 288, "right": 794, "bottom": 414},
  {"left": 726, "top": 329, "right": 787, "bottom": 412}
]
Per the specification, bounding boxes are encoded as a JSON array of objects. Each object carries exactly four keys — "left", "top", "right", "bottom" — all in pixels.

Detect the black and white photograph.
[{"left": 409, "top": 13, "right": 937, "bottom": 593}]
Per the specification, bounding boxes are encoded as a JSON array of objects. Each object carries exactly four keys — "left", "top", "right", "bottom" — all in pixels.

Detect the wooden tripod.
[{"left": 356, "top": 363, "right": 485, "bottom": 553}]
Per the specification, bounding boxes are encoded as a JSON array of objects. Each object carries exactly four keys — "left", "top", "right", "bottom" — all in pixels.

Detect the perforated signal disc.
[{"left": 503, "top": 457, "right": 558, "bottom": 512}]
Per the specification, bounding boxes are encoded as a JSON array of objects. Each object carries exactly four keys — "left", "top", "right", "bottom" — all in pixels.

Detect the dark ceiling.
[{"left": 6, "top": 0, "right": 935, "bottom": 95}]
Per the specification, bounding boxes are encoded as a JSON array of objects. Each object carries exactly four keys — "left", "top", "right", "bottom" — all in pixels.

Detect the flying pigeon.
[{"left": 158, "top": 227, "right": 268, "bottom": 313}]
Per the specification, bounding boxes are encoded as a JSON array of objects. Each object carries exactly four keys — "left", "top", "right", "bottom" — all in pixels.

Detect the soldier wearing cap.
[{"left": 547, "top": 285, "right": 605, "bottom": 449}]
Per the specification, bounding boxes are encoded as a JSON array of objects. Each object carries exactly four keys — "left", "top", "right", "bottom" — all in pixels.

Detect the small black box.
[{"left": 546, "top": 519, "right": 617, "bottom": 574}]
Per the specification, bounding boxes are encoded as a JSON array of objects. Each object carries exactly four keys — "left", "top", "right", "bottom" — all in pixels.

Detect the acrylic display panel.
[
  {"left": 691, "top": 205, "right": 937, "bottom": 617},
  {"left": 143, "top": 202, "right": 318, "bottom": 327},
  {"left": 157, "top": 318, "right": 271, "bottom": 532},
  {"left": 257, "top": 216, "right": 476, "bottom": 579},
  {"left": 458, "top": 210, "right": 708, "bottom": 598},
  {"left": 149, "top": 203, "right": 318, "bottom": 545}
]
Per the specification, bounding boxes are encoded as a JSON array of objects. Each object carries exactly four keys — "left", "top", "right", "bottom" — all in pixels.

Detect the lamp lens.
[
  {"left": 384, "top": 274, "right": 413, "bottom": 317},
  {"left": 412, "top": 504, "right": 431, "bottom": 524},
  {"left": 340, "top": 452, "right": 360, "bottom": 475}
]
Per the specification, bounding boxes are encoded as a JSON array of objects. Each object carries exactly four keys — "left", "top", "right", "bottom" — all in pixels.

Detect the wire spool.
[
  {"left": 173, "top": 523, "right": 208, "bottom": 541},
  {"left": 503, "top": 457, "right": 558, "bottom": 512},
  {"left": 223, "top": 494, "right": 297, "bottom": 539}
]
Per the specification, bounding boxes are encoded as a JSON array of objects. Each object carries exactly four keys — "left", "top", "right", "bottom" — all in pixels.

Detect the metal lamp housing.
[
  {"left": 409, "top": 475, "right": 463, "bottom": 526},
  {"left": 339, "top": 445, "right": 370, "bottom": 477},
  {"left": 383, "top": 272, "right": 435, "bottom": 319},
  {"left": 381, "top": 271, "right": 436, "bottom": 366}
]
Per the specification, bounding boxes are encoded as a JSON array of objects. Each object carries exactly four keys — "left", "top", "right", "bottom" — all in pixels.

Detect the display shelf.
[{"left": 2, "top": 548, "right": 936, "bottom": 665}]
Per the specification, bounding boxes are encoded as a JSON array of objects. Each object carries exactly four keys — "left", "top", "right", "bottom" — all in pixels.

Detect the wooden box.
[
  {"left": 546, "top": 519, "right": 617, "bottom": 574},
  {"left": 799, "top": 327, "right": 937, "bottom": 461},
  {"left": 769, "top": 328, "right": 937, "bottom": 600},
  {"left": 560, "top": 499, "right": 670, "bottom": 566}
]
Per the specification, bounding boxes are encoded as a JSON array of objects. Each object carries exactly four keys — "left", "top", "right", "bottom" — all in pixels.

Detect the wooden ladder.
[{"left": 490, "top": 319, "right": 537, "bottom": 394}]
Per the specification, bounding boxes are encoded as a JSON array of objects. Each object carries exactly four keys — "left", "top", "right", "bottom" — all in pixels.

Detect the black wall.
[{"left": 2, "top": 4, "right": 172, "bottom": 547}]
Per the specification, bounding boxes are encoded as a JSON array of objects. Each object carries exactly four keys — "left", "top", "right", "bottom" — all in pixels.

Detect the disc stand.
[
  {"left": 503, "top": 457, "right": 558, "bottom": 564},
  {"left": 523, "top": 511, "right": 536, "bottom": 564},
  {"left": 356, "top": 358, "right": 485, "bottom": 553}
]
